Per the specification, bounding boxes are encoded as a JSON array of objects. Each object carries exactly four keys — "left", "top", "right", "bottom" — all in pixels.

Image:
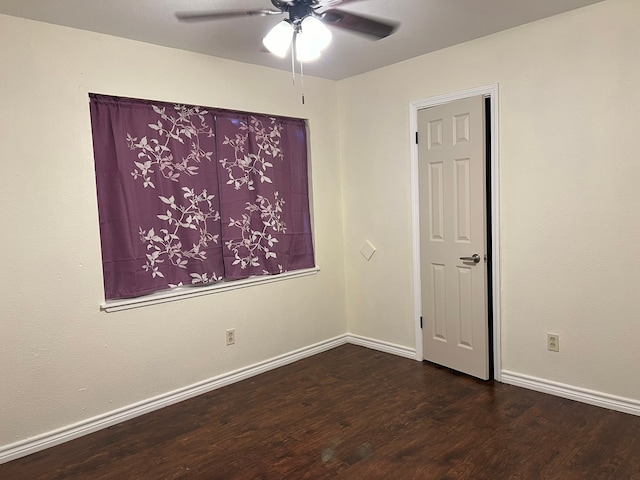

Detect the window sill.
[{"left": 101, "top": 267, "right": 320, "bottom": 313}]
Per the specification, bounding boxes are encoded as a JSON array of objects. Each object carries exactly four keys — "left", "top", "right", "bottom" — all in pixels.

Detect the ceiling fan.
[{"left": 176, "top": 0, "right": 399, "bottom": 62}]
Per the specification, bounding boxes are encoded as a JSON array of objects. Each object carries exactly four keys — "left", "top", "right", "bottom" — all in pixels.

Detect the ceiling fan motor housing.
[{"left": 272, "top": 0, "right": 319, "bottom": 25}]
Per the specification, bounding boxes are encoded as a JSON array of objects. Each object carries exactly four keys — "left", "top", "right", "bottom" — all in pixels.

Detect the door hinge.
[
  {"left": 420, "top": 316, "right": 423, "bottom": 329},
  {"left": 415, "top": 131, "right": 419, "bottom": 144}
]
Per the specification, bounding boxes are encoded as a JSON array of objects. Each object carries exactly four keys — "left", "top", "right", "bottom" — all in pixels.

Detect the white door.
[{"left": 418, "top": 95, "right": 489, "bottom": 380}]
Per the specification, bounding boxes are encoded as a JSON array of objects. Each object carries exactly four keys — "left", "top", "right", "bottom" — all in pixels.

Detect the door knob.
[{"left": 459, "top": 254, "right": 481, "bottom": 264}]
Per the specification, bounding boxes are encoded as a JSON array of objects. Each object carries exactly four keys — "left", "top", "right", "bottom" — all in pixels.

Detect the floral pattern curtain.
[{"left": 90, "top": 94, "right": 314, "bottom": 300}]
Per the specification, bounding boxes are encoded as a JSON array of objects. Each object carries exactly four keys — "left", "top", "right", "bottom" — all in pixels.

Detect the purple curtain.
[
  {"left": 90, "top": 94, "right": 314, "bottom": 300},
  {"left": 216, "top": 112, "right": 314, "bottom": 279}
]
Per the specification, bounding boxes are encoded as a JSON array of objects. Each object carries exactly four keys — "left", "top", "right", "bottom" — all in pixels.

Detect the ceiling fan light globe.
[
  {"left": 295, "top": 33, "right": 322, "bottom": 62},
  {"left": 262, "top": 20, "right": 294, "bottom": 57},
  {"left": 300, "top": 16, "right": 332, "bottom": 51}
]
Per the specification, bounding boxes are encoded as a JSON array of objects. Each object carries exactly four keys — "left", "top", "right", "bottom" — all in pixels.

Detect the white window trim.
[{"left": 101, "top": 267, "right": 320, "bottom": 313}]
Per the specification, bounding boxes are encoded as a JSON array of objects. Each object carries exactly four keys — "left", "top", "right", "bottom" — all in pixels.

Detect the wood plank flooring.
[{"left": 2, "top": 344, "right": 639, "bottom": 479}]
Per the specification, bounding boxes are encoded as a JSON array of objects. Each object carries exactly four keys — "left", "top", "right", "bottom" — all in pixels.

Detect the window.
[{"left": 90, "top": 94, "right": 314, "bottom": 301}]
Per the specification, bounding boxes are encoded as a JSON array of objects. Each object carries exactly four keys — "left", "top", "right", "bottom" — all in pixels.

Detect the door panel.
[
  {"left": 431, "top": 263, "right": 447, "bottom": 340},
  {"left": 418, "top": 95, "right": 489, "bottom": 380},
  {"left": 454, "top": 158, "right": 471, "bottom": 242},
  {"left": 428, "top": 162, "right": 444, "bottom": 241}
]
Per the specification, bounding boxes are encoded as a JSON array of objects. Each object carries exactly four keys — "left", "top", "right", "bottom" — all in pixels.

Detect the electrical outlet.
[
  {"left": 226, "top": 329, "right": 235, "bottom": 346},
  {"left": 547, "top": 333, "right": 559, "bottom": 352}
]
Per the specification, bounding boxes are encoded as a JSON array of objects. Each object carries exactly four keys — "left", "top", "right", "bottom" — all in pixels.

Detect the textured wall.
[
  {"left": 0, "top": 15, "right": 347, "bottom": 447},
  {"left": 338, "top": 0, "right": 640, "bottom": 399}
]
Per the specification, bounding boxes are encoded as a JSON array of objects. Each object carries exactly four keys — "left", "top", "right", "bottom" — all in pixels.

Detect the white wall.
[
  {"left": 338, "top": 0, "right": 640, "bottom": 400},
  {"left": 0, "top": 15, "right": 347, "bottom": 448}
]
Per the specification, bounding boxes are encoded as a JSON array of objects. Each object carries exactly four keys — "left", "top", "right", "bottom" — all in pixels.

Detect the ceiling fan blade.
[
  {"left": 321, "top": 8, "right": 398, "bottom": 39},
  {"left": 176, "top": 9, "right": 282, "bottom": 22},
  {"left": 317, "top": 0, "right": 364, "bottom": 6}
]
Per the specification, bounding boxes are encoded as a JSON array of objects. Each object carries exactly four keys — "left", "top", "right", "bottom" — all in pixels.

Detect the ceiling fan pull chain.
[
  {"left": 291, "top": 33, "right": 297, "bottom": 86},
  {"left": 300, "top": 59, "right": 305, "bottom": 105},
  {"left": 290, "top": 30, "right": 303, "bottom": 104}
]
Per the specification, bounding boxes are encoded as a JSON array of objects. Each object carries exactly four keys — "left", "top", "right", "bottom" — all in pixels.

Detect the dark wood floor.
[{"left": 2, "top": 345, "right": 640, "bottom": 479}]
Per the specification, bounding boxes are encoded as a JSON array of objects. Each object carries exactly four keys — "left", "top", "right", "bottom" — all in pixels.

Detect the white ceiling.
[{"left": 0, "top": 0, "right": 605, "bottom": 80}]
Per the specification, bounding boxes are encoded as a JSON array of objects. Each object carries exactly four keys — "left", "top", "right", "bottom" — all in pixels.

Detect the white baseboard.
[
  {"left": 501, "top": 370, "right": 640, "bottom": 417},
  {"left": 346, "top": 334, "right": 417, "bottom": 360},
  {"left": 0, "top": 334, "right": 350, "bottom": 465}
]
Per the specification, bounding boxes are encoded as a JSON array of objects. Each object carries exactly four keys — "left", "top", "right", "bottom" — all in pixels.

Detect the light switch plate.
[{"left": 360, "top": 240, "right": 376, "bottom": 261}]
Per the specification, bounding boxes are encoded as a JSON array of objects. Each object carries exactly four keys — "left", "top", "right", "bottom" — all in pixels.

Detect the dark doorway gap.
[{"left": 485, "top": 96, "right": 494, "bottom": 381}]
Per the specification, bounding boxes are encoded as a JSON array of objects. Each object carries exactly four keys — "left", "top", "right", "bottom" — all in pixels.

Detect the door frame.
[{"left": 410, "top": 84, "right": 502, "bottom": 381}]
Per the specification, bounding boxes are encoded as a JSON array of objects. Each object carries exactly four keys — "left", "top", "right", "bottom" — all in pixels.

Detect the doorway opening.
[
  {"left": 485, "top": 96, "right": 494, "bottom": 379},
  {"left": 410, "top": 84, "right": 501, "bottom": 381}
]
